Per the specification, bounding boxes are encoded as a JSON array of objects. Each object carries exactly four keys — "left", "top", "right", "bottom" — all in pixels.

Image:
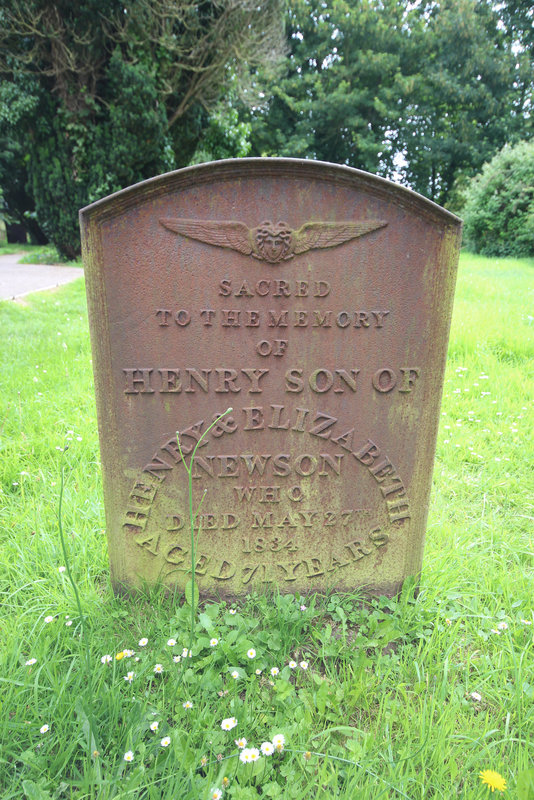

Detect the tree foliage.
[
  {"left": 1, "top": 0, "right": 532, "bottom": 254},
  {"left": 246, "top": 0, "right": 532, "bottom": 207},
  {"left": 247, "top": 0, "right": 411, "bottom": 176},
  {"left": 0, "top": 0, "right": 286, "bottom": 257},
  {"left": 462, "top": 140, "right": 534, "bottom": 257},
  {"left": 395, "top": 0, "right": 525, "bottom": 206}
]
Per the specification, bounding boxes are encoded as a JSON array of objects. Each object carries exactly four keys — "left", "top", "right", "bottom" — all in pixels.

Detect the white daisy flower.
[
  {"left": 160, "top": 736, "right": 171, "bottom": 747},
  {"left": 210, "top": 638, "right": 219, "bottom": 647},
  {"left": 221, "top": 717, "right": 237, "bottom": 731},
  {"left": 40, "top": 724, "right": 49, "bottom": 734},
  {"left": 138, "top": 638, "right": 148, "bottom": 647},
  {"left": 272, "top": 734, "right": 285, "bottom": 752},
  {"left": 247, "top": 648, "right": 256, "bottom": 659},
  {"left": 123, "top": 750, "right": 134, "bottom": 762},
  {"left": 261, "top": 741, "right": 274, "bottom": 756},
  {"left": 150, "top": 721, "right": 159, "bottom": 731},
  {"left": 167, "top": 638, "right": 177, "bottom": 647},
  {"left": 235, "top": 737, "right": 247, "bottom": 748}
]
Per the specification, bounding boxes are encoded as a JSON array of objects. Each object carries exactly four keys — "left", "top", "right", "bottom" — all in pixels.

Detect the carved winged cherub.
[{"left": 159, "top": 218, "right": 387, "bottom": 264}]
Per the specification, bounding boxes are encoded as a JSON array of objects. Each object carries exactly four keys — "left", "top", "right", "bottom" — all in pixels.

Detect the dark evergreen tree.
[{"left": 0, "top": 0, "right": 286, "bottom": 257}]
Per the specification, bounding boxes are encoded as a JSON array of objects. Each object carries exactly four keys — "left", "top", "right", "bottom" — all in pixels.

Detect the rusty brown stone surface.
[{"left": 79, "top": 158, "right": 462, "bottom": 597}]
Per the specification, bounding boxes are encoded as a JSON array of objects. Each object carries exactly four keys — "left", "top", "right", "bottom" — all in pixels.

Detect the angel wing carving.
[
  {"left": 160, "top": 217, "right": 387, "bottom": 264},
  {"left": 160, "top": 218, "right": 254, "bottom": 256},
  {"left": 292, "top": 221, "right": 387, "bottom": 255}
]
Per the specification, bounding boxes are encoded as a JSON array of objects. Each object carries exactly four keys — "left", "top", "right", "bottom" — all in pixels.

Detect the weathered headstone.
[{"left": 80, "top": 159, "right": 461, "bottom": 596}]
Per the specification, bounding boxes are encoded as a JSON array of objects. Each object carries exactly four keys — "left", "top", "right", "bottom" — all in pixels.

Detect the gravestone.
[{"left": 80, "top": 159, "right": 461, "bottom": 596}]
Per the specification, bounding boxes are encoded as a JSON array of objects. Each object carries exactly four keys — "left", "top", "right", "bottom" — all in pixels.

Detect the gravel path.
[{"left": 0, "top": 253, "right": 83, "bottom": 300}]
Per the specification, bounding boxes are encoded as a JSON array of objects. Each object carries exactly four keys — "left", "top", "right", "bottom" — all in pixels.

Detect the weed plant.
[{"left": 0, "top": 253, "right": 533, "bottom": 799}]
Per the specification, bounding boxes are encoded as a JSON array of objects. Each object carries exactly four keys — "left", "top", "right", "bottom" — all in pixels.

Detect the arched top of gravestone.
[{"left": 79, "top": 158, "right": 461, "bottom": 231}]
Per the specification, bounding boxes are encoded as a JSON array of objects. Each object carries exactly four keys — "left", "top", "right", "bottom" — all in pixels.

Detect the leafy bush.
[{"left": 462, "top": 140, "right": 534, "bottom": 257}]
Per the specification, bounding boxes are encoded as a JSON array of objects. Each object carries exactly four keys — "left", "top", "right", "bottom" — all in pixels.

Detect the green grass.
[
  {"left": 0, "top": 252, "right": 533, "bottom": 799},
  {"left": 0, "top": 242, "right": 37, "bottom": 256},
  {"left": 0, "top": 241, "right": 81, "bottom": 265}
]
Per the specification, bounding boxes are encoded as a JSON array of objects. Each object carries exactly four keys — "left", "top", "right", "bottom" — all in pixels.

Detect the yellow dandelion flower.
[
  {"left": 479, "top": 769, "right": 506, "bottom": 793},
  {"left": 115, "top": 651, "right": 125, "bottom": 661}
]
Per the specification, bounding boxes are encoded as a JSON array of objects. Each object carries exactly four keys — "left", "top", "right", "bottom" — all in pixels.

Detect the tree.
[
  {"left": 0, "top": 74, "right": 47, "bottom": 243},
  {"left": 245, "top": 0, "right": 532, "bottom": 207},
  {"left": 496, "top": 0, "right": 534, "bottom": 50},
  {"left": 395, "top": 0, "right": 530, "bottom": 206},
  {"left": 246, "top": 0, "right": 412, "bottom": 177},
  {"left": 462, "top": 140, "right": 534, "bottom": 257},
  {"left": 0, "top": 0, "right": 286, "bottom": 257}
]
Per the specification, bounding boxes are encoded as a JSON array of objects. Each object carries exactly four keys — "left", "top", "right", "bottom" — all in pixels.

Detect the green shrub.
[{"left": 462, "top": 140, "right": 534, "bottom": 257}]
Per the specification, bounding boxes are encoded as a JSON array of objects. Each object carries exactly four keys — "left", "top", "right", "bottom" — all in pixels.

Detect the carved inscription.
[
  {"left": 135, "top": 523, "right": 390, "bottom": 584},
  {"left": 122, "top": 424, "right": 411, "bottom": 559},
  {"left": 155, "top": 307, "right": 391, "bottom": 328},
  {"left": 123, "top": 368, "right": 420, "bottom": 394},
  {"left": 164, "top": 507, "right": 370, "bottom": 533}
]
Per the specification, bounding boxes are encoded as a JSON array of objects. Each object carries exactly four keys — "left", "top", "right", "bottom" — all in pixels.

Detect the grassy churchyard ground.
[
  {"left": 0, "top": 251, "right": 533, "bottom": 800},
  {"left": 0, "top": 244, "right": 70, "bottom": 263}
]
